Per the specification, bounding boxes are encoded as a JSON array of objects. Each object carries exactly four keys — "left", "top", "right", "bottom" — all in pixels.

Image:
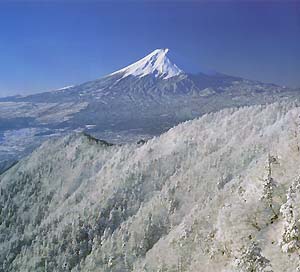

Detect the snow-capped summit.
[{"left": 110, "top": 48, "right": 184, "bottom": 79}]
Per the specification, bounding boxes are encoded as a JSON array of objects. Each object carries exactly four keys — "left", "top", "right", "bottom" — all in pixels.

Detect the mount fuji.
[
  {"left": 109, "top": 48, "right": 183, "bottom": 79},
  {"left": 0, "top": 48, "right": 299, "bottom": 171}
]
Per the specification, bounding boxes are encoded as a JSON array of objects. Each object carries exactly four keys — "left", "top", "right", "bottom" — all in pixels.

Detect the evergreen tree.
[
  {"left": 280, "top": 177, "right": 300, "bottom": 254},
  {"left": 234, "top": 242, "right": 273, "bottom": 272},
  {"left": 260, "top": 154, "right": 278, "bottom": 218}
]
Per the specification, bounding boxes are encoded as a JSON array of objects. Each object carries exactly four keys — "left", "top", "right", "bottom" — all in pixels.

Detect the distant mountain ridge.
[{"left": 0, "top": 48, "right": 299, "bottom": 169}]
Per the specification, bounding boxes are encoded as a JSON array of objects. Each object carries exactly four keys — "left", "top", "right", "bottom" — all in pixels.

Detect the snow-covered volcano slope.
[
  {"left": 109, "top": 48, "right": 183, "bottom": 79},
  {"left": 1, "top": 102, "right": 300, "bottom": 271}
]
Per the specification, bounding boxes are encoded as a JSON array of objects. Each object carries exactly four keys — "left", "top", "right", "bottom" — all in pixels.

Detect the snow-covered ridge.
[
  {"left": 55, "top": 85, "right": 74, "bottom": 91},
  {"left": 109, "top": 48, "right": 184, "bottom": 79},
  {"left": 2, "top": 102, "right": 300, "bottom": 271}
]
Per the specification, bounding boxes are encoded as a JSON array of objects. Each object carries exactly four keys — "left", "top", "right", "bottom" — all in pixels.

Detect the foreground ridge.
[{"left": 1, "top": 102, "right": 300, "bottom": 271}]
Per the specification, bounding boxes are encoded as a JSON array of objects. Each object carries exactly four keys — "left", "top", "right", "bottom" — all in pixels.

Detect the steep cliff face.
[{"left": 1, "top": 102, "right": 300, "bottom": 271}]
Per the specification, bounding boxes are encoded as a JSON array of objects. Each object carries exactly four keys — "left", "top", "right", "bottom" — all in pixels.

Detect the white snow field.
[{"left": 1, "top": 102, "right": 300, "bottom": 271}]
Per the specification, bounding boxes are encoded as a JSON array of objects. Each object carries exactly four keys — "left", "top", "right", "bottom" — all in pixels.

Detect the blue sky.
[{"left": 0, "top": 1, "right": 299, "bottom": 96}]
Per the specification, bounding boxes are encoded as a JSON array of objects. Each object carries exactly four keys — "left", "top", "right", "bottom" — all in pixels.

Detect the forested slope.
[{"left": 1, "top": 102, "right": 300, "bottom": 271}]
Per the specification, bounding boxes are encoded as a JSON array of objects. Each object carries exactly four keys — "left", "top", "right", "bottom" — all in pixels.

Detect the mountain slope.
[
  {"left": 109, "top": 48, "right": 183, "bottom": 79},
  {"left": 1, "top": 102, "right": 300, "bottom": 271},
  {"left": 0, "top": 49, "right": 299, "bottom": 174}
]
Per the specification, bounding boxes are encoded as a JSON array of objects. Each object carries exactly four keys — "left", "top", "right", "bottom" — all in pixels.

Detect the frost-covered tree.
[
  {"left": 260, "top": 154, "right": 278, "bottom": 218},
  {"left": 280, "top": 177, "right": 300, "bottom": 254},
  {"left": 291, "top": 115, "right": 300, "bottom": 153},
  {"left": 234, "top": 242, "right": 273, "bottom": 272}
]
